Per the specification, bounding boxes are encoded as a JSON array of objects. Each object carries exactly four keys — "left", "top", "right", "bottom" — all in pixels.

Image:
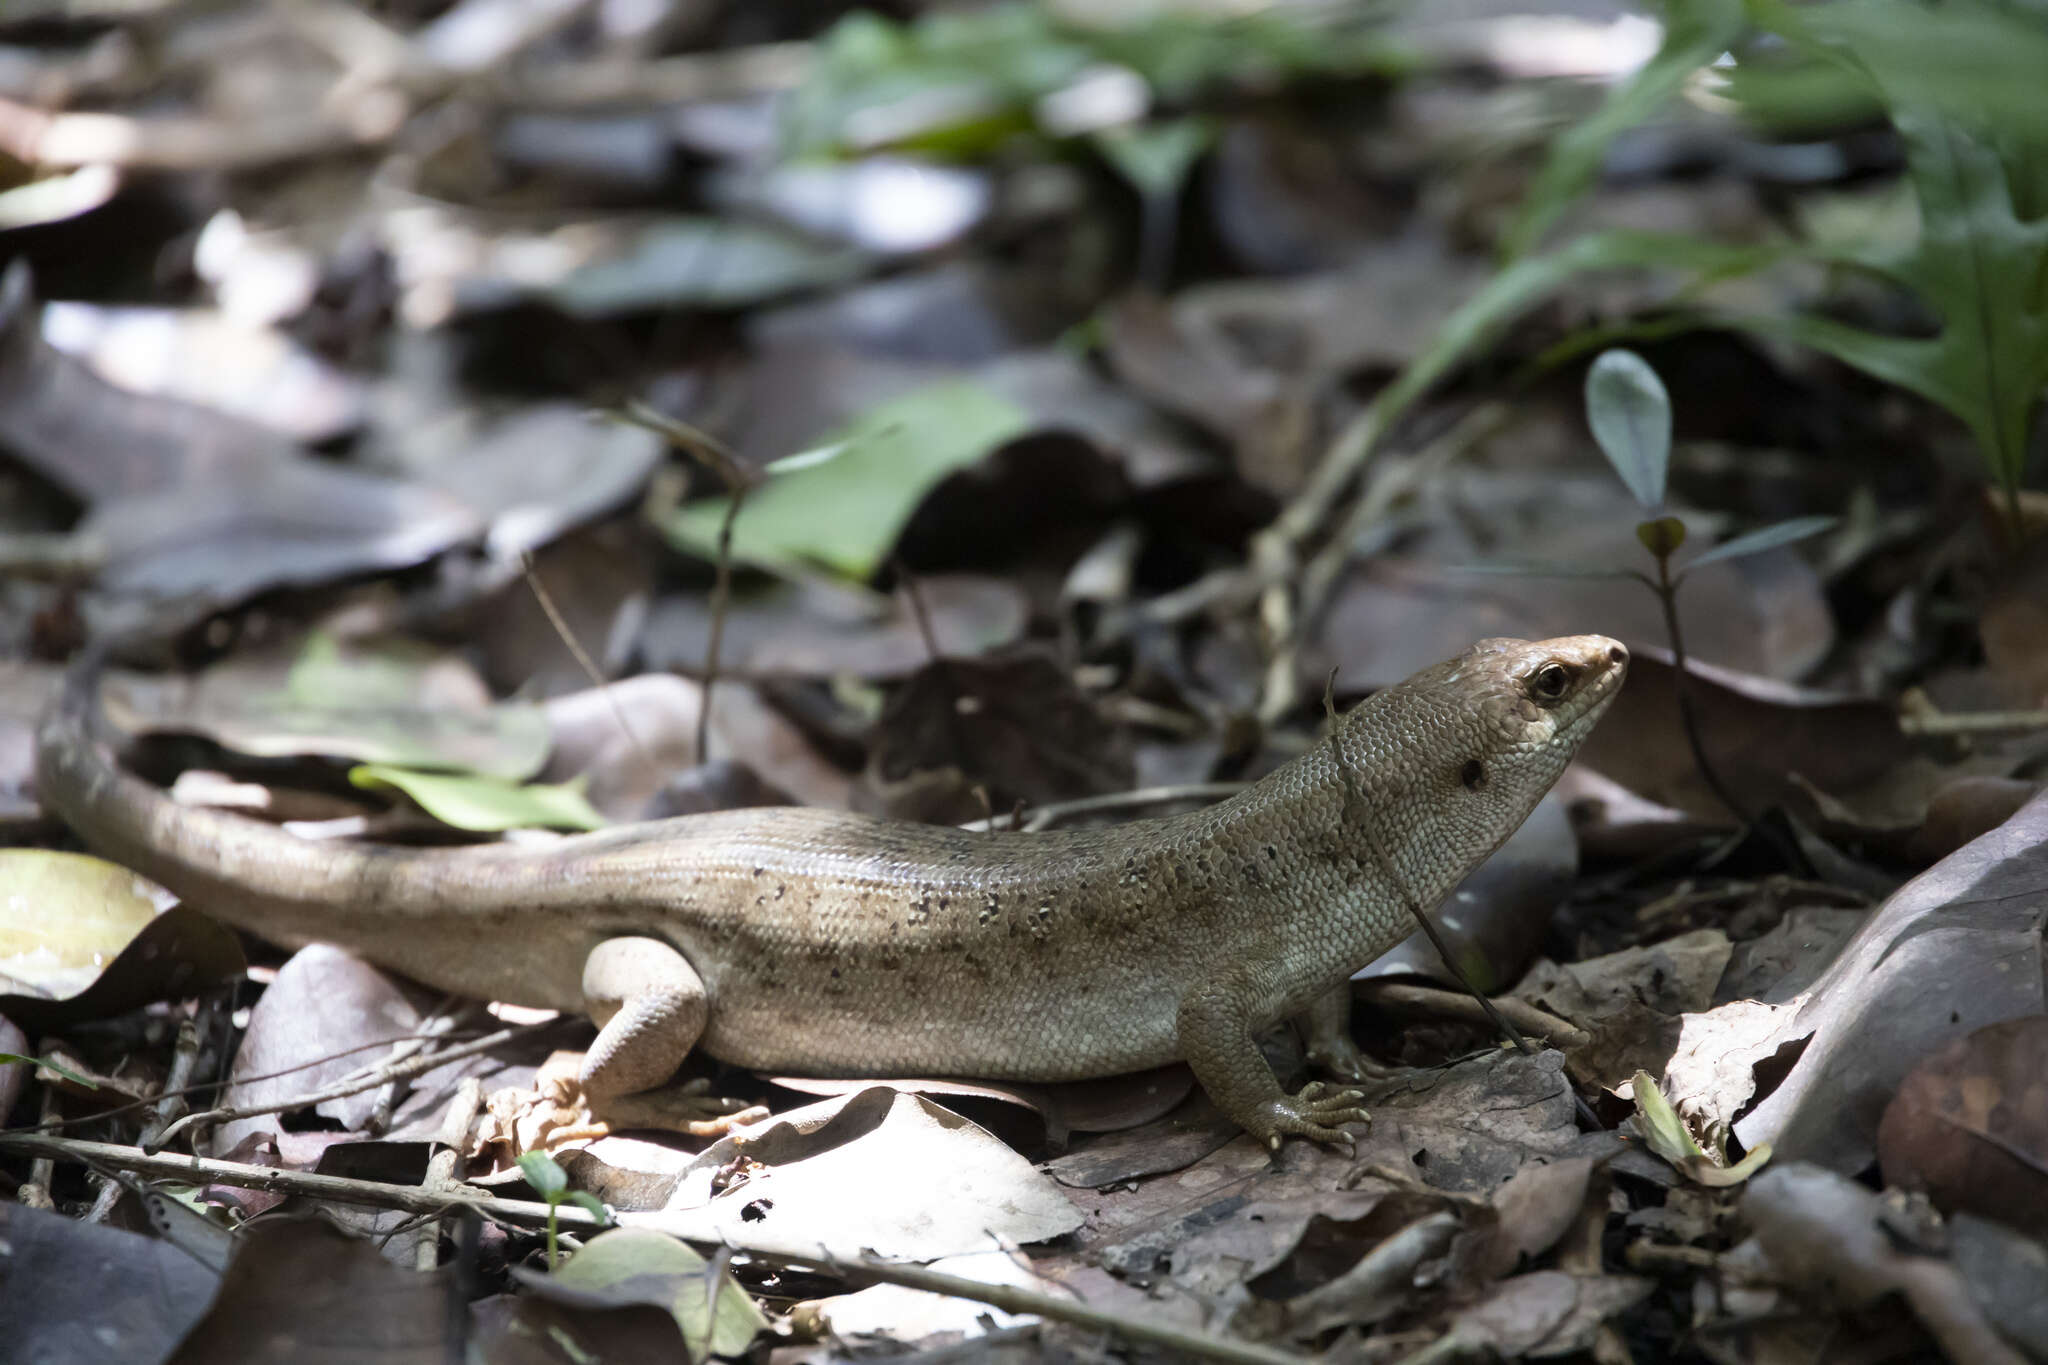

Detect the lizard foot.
[
  {"left": 1254, "top": 1081, "right": 1373, "bottom": 1152},
  {"left": 545, "top": 1072, "right": 770, "bottom": 1139},
  {"left": 1304, "top": 1034, "right": 1405, "bottom": 1086}
]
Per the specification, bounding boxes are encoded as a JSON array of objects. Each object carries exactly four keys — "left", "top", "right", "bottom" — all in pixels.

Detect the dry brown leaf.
[{"left": 1877, "top": 1014, "right": 2048, "bottom": 1234}]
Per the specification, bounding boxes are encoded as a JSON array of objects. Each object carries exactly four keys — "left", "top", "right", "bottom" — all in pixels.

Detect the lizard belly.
[{"left": 695, "top": 969, "right": 1185, "bottom": 1081}]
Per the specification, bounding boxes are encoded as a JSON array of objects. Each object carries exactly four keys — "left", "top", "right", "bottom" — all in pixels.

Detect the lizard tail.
[{"left": 35, "top": 643, "right": 402, "bottom": 943}]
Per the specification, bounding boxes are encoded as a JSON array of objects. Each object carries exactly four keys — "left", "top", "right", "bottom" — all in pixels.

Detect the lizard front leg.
[{"left": 1179, "top": 974, "right": 1373, "bottom": 1150}]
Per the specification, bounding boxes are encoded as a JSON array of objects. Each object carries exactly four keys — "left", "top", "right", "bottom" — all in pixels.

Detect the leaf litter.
[{"left": 3, "top": 0, "right": 2048, "bottom": 1361}]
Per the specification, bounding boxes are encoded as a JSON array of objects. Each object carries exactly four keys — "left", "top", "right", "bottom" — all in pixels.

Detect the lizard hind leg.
[
  {"left": 567, "top": 936, "right": 766, "bottom": 1137},
  {"left": 1295, "top": 983, "right": 1404, "bottom": 1085},
  {"left": 579, "top": 936, "right": 707, "bottom": 1101}
]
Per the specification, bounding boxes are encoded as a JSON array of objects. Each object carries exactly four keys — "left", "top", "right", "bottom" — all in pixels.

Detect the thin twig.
[
  {"left": 498, "top": 40, "right": 813, "bottom": 109},
  {"left": 1355, "top": 982, "right": 1590, "bottom": 1049},
  {"left": 893, "top": 557, "right": 944, "bottom": 663},
  {"left": 520, "top": 548, "right": 655, "bottom": 784},
  {"left": 0, "top": 530, "right": 107, "bottom": 581},
  {"left": 143, "top": 1013, "right": 209, "bottom": 1149},
  {"left": 150, "top": 1024, "right": 544, "bottom": 1152},
  {"left": 1898, "top": 709, "right": 2048, "bottom": 736},
  {"left": 702, "top": 491, "right": 747, "bottom": 767},
  {"left": 1651, "top": 557, "right": 1752, "bottom": 829},
  {"left": 4, "top": 1132, "right": 1309, "bottom": 1365},
  {"left": 6, "top": 1025, "right": 532, "bottom": 1136},
  {"left": 421, "top": 1078, "right": 487, "bottom": 1271},
  {"left": 0, "top": 1131, "right": 552, "bottom": 1221},
  {"left": 957, "top": 782, "right": 1248, "bottom": 833},
  {"left": 750, "top": 1247, "right": 1305, "bottom": 1365},
  {"left": 100, "top": 1009, "right": 216, "bottom": 1214},
  {"left": 614, "top": 403, "right": 755, "bottom": 767}
]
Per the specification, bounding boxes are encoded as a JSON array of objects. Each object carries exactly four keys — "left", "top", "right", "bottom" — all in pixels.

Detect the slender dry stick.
[
  {"left": 6, "top": 1025, "right": 536, "bottom": 1137},
  {"left": 1, "top": 1133, "right": 1308, "bottom": 1365},
  {"left": 892, "top": 556, "right": 943, "bottom": 663},
  {"left": 954, "top": 782, "right": 1247, "bottom": 833},
  {"left": 149, "top": 1024, "right": 546, "bottom": 1152},
  {"left": 1319, "top": 673, "right": 1604, "bottom": 1132},
  {"left": 142, "top": 1013, "right": 208, "bottom": 1149},
  {"left": 421, "top": 1078, "right": 487, "bottom": 1272},
  {"left": 1357, "top": 982, "right": 1589, "bottom": 1049},
  {"left": 700, "top": 487, "right": 748, "bottom": 766},
  {"left": 519, "top": 548, "right": 655, "bottom": 784},
  {"left": 1898, "top": 708, "right": 2048, "bottom": 736},
  {"left": 0, "top": 1131, "right": 567, "bottom": 1220},
  {"left": 615, "top": 403, "right": 755, "bottom": 767}
]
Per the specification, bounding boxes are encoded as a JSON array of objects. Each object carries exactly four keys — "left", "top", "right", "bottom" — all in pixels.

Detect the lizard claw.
[{"left": 1253, "top": 1081, "right": 1372, "bottom": 1150}]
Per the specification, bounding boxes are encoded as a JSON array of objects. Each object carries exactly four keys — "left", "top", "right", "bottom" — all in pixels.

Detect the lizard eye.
[
  {"left": 1530, "top": 663, "right": 1571, "bottom": 701},
  {"left": 1460, "top": 759, "right": 1486, "bottom": 790}
]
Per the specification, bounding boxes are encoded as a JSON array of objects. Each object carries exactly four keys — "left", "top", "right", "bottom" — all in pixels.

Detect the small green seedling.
[
  {"left": 1630, "top": 1069, "right": 1771, "bottom": 1187},
  {"left": 1582, "top": 348, "right": 1835, "bottom": 823},
  {"left": 517, "top": 1150, "right": 610, "bottom": 1271},
  {"left": 1467, "top": 349, "right": 1835, "bottom": 830},
  {"left": 1584, "top": 348, "right": 1838, "bottom": 590}
]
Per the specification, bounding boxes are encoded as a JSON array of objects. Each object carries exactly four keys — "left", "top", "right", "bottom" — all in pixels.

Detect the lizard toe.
[
  {"left": 1303, "top": 1036, "right": 1401, "bottom": 1085},
  {"left": 1254, "top": 1086, "right": 1373, "bottom": 1149}
]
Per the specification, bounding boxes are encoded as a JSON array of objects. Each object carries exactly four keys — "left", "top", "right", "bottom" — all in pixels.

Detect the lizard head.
[
  {"left": 1434, "top": 633, "right": 1630, "bottom": 772},
  {"left": 1335, "top": 634, "right": 1629, "bottom": 880}
]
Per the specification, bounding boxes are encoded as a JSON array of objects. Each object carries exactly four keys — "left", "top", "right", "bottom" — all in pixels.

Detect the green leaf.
[
  {"left": 349, "top": 766, "right": 607, "bottom": 833},
  {"left": 1631, "top": 1069, "right": 1774, "bottom": 1185},
  {"left": 565, "top": 1192, "right": 611, "bottom": 1223},
  {"left": 1503, "top": 0, "right": 1743, "bottom": 259},
  {"left": 517, "top": 1151, "right": 568, "bottom": 1198},
  {"left": 1713, "top": 52, "right": 1885, "bottom": 136},
  {"left": 1727, "top": 1, "right": 2048, "bottom": 504},
  {"left": 254, "top": 632, "right": 551, "bottom": 782},
  {"left": 553, "top": 1228, "right": 769, "bottom": 1359},
  {"left": 1678, "top": 515, "right": 1837, "bottom": 573},
  {"left": 3, "top": 1053, "right": 99, "bottom": 1088},
  {"left": 1750, "top": 0, "right": 2048, "bottom": 148},
  {"left": 1585, "top": 349, "right": 1672, "bottom": 511},
  {"left": 1094, "top": 117, "right": 1216, "bottom": 201},
  {"left": 1632, "top": 1070, "right": 1709, "bottom": 1166},
  {"left": 664, "top": 380, "right": 1031, "bottom": 580},
  {"left": 1725, "top": 115, "right": 2048, "bottom": 503}
]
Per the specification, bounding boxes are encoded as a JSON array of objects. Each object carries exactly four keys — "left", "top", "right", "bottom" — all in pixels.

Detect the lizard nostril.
[{"left": 1607, "top": 642, "right": 1629, "bottom": 667}]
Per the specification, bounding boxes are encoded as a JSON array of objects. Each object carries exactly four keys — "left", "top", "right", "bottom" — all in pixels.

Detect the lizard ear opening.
[{"left": 1460, "top": 758, "right": 1486, "bottom": 790}]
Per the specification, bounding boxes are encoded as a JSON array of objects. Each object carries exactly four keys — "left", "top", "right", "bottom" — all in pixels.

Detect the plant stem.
[{"left": 1652, "top": 554, "right": 1753, "bottom": 828}]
